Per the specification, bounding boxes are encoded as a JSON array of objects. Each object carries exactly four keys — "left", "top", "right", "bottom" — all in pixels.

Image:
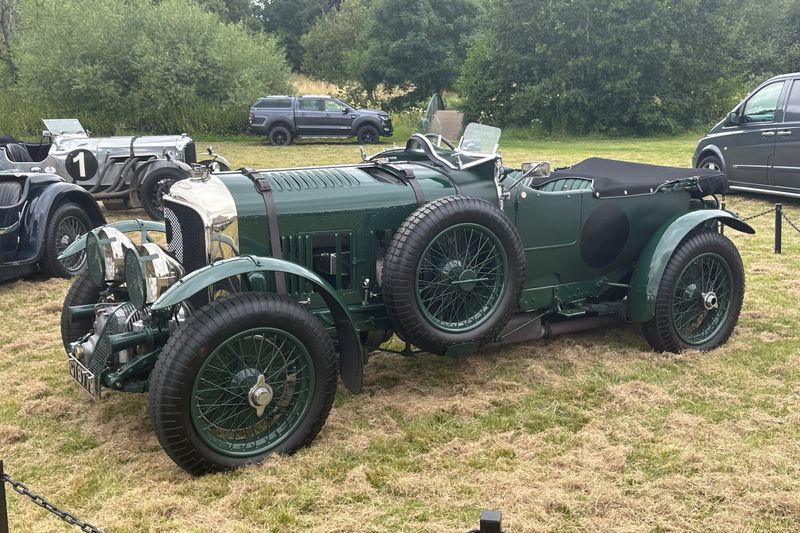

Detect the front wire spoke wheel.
[
  {"left": 192, "top": 328, "right": 314, "bottom": 456},
  {"left": 149, "top": 293, "right": 337, "bottom": 475}
]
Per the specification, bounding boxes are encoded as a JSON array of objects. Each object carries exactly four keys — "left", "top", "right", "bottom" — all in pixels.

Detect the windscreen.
[
  {"left": 42, "top": 119, "right": 86, "bottom": 135},
  {"left": 459, "top": 123, "right": 501, "bottom": 155}
]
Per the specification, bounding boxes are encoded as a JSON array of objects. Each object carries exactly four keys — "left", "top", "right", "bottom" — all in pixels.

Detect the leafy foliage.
[
  {"left": 255, "top": 0, "right": 331, "bottom": 71},
  {"left": 458, "top": 0, "right": 755, "bottom": 134},
  {"left": 300, "top": 0, "right": 372, "bottom": 86},
  {"left": 9, "top": 0, "right": 291, "bottom": 134},
  {"left": 354, "top": 0, "right": 478, "bottom": 104}
]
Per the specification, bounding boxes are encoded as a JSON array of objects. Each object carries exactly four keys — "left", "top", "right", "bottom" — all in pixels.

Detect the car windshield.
[
  {"left": 42, "top": 118, "right": 86, "bottom": 135},
  {"left": 458, "top": 123, "right": 501, "bottom": 156}
]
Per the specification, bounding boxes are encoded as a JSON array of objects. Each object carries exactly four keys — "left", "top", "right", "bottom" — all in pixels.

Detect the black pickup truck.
[{"left": 247, "top": 95, "right": 393, "bottom": 146}]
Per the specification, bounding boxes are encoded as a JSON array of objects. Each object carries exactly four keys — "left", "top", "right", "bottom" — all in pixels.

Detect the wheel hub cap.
[
  {"left": 247, "top": 374, "right": 273, "bottom": 417},
  {"left": 702, "top": 291, "right": 719, "bottom": 310}
]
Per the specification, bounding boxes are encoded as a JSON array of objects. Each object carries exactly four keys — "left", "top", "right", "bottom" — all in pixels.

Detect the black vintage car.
[{"left": 0, "top": 170, "right": 105, "bottom": 281}]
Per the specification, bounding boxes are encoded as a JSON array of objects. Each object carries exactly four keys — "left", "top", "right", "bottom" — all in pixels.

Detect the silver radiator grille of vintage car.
[{"left": 164, "top": 199, "right": 209, "bottom": 308}]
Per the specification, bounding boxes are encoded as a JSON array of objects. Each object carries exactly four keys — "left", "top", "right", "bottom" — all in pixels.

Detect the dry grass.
[{"left": 2, "top": 133, "right": 800, "bottom": 532}]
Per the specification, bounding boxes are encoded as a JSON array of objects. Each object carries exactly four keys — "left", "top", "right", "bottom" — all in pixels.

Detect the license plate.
[{"left": 68, "top": 355, "right": 100, "bottom": 399}]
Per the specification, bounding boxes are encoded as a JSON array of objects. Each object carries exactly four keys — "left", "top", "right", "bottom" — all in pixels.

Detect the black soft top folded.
[{"left": 549, "top": 157, "right": 728, "bottom": 198}]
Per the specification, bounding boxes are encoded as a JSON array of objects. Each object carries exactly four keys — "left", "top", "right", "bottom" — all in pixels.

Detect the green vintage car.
[{"left": 59, "top": 124, "right": 752, "bottom": 475}]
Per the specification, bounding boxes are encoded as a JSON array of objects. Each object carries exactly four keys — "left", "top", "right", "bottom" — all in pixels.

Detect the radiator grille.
[
  {"left": 164, "top": 200, "right": 209, "bottom": 308},
  {"left": 183, "top": 142, "right": 197, "bottom": 164}
]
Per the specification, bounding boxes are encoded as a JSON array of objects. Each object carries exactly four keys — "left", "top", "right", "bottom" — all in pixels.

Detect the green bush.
[
  {"left": 458, "top": 0, "right": 751, "bottom": 134},
  {"left": 3, "top": 0, "right": 291, "bottom": 136}
]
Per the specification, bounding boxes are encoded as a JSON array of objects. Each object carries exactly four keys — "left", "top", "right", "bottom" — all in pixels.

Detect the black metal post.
[
  {"left": 0, "top": 461, "right": 9, "bottom": 533},
  {"left": 775, "top": 203, "right": 783, "bottom": 254}
]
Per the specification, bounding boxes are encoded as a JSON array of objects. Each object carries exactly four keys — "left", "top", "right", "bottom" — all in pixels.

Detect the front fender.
[
  {"left": 58, "top": 219, "right": 165, "bottom": 259},
  {"left": 152, "top": 255, "right": 365, "bottom": 394},
  {"left": 627, "top": 209, "right": 754, "bottom": 322}
]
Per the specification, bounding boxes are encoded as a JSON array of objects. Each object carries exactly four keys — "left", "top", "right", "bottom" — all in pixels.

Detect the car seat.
[
  {"left": 2, "top": 143, "right": 33, "bottom": 163},
  {"left": 0, "top": 180, "right": 22, "bottom": 207}
]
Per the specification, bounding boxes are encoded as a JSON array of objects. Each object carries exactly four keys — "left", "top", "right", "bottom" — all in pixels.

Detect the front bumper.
[{"left": 380, "top": 120, "right": 393, "bottom": 137}]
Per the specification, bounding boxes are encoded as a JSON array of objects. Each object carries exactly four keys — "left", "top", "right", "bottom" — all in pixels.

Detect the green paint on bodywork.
[
  {"left": 626, "top": 210, "right": 754, "bottom": 322},
  {"left": 58, "top": 219, "right": 166, "bottom": 259},
  {"left": 151, "top": 255, "right": 365, "bottom": 393}
]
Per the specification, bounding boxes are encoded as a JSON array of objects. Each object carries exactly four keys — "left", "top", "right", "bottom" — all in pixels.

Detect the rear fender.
[
  {"left": 152, "top": 255, "right": 364, "bottom": 394},
  {"left": 21, "top": 182, "right": 106, "bottom": 262},
  {"left": 58, "top": 218, "right": 165, "bottom": 259},
  {"left": 627, "top": 209, "right": 754, "bottom": 322}
]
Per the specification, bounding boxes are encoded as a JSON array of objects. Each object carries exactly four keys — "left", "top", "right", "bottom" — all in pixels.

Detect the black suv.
[
  {"left": 247, "top": 95, "right": 393, "bottom": 146},
  {"left": 694, "top": 72, "right": 800, "bottom": 198}
]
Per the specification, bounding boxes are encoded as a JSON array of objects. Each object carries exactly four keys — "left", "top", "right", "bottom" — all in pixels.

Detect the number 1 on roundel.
[{"left": 71, "top": 151, "right": 86, "bottom": 178}]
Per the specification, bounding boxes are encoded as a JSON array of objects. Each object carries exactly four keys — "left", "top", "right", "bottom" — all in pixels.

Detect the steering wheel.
[{"left": 424, "top": 133, "right": 456, "bottom": 150}]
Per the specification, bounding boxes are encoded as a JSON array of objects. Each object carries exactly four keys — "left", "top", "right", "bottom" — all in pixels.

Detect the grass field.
[{"left": 3, "top": 133, "right": 800, "bottom": 532}]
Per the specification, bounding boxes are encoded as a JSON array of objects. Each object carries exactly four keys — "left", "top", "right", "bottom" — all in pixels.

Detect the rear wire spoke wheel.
[
  {"left": 43, "top": 202, "right": 92, "bottom": 278},
  {"left": 149, "top": 293, "right": 337, "bottom": 475},
  {"left": 642, "top": 230, "right": 744, "bottom": 352},
  {"left": 382, "top": 196, "right": 524, "bottom": 355}
]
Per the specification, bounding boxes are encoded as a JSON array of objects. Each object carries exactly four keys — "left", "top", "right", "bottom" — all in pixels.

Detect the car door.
[
  {"left": 320, "top": 98, "right": 354, "bottom": 136},
  {"left": 295, "top": 98, "right": 326, "bottom": 136},
  {"left": 725, "top": 80, "right": 786, "bottom": 187},
  {"left": 770, "top": 79, "right": 800, "bottom": 193}
]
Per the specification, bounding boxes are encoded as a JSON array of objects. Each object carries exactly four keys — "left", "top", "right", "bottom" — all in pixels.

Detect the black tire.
[
  {"left": 382, "top": 196, "right": 524, "bottom": 355},
  {"left": 149, "top": 292, "right": 338, "bottom": 475},
  {"left": 60, "top": 270, "right": 103, "bottom": 352},
  {"left": 268, "top": 126, "right": 293, "bottom": 146},
  {"left": 42, "top": 202, "right": 92, "bottom": 278},
  {"left": 357, "top": 125, "right": 379, "bottom": 144},
  {"left": 198, "top": 159, "right": 231, "bottom": 172},
  {"left": 140, "top": 167, "right": 189, "bottom": 221},
  {"left": 642, "top": 230, "right": 744, "bottom": 353},
  {"left": 698, "top": 154, "right": 725, "bottom": 174}
]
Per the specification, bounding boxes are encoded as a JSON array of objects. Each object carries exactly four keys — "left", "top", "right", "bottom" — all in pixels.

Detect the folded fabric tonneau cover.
[{"left": 548, "top": 157, "right": 728, "bottom": 198}]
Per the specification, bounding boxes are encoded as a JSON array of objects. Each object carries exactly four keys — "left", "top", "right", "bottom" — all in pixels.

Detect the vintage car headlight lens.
[
  {"left": 86, "top": 227, "right": 135, "bottom": 286},
  {"left": 125, "top": 248, "right": 147, "bottom": 310},
  {"left": 125, "top": 243, "right": 184, "bottom": 310},
  {"left": 86, "top": 231, "right": 105, "bottom": 286}
]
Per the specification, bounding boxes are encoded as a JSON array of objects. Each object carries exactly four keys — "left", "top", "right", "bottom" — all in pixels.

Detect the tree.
[
  {"left": 197, "top": 0, "right": 256, "bottom": 23},
  {"left": 458, "top": 0, "right": 752, "bottom": 134},
  {"left": 300, "top": 0, "right": 371, "bottom": 85},
  {"left": 255, "top": 0, "right": 330, "bottom": 71},
  {"left": 355, "top": 0, "right": 478, "bottom": 102},
  {"left": 0, "top": 0, "right": 17, "bottom": 70}
]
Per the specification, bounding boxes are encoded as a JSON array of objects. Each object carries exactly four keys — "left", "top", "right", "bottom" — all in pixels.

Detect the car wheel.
[
  {"left": 140, "top": 167, "right": 189, "bottom": 221},
  {"left": 60, "top": 270, "right": 103, "bottom": 351},
  {"left": 268, "top": 126, "right": 293, "bottom": 146},
  {"left": 642, "top": 230, "right": 744, "bottom": 352},
  {"left": 382, "top": 196, "right": 524, "bottom": 355},
  {"left": 198, "top": 159, "right": 231, "bottom": 172},
  {"left": 42, "top": 202, "right": 92, "bottom": 278},
  {"left": 149, "top": 292, "right": 338, "bottom": 475},
  {"left": 698, "top": 154, "right": 724, "bottom": 174},
  {"left": 357, "top": 125, "right": 379, "bottom": 144}
]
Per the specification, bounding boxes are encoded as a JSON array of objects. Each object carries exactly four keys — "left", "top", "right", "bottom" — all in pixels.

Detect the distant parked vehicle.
[
  {"left": 0, "top": 119, "right": 230, "bottom": 220},
  {"left": 247, "top": 95, "right": 393, "bottom": 146},
  {"left": 694, "top": 72, "right": 800, "bottom": 198}
]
